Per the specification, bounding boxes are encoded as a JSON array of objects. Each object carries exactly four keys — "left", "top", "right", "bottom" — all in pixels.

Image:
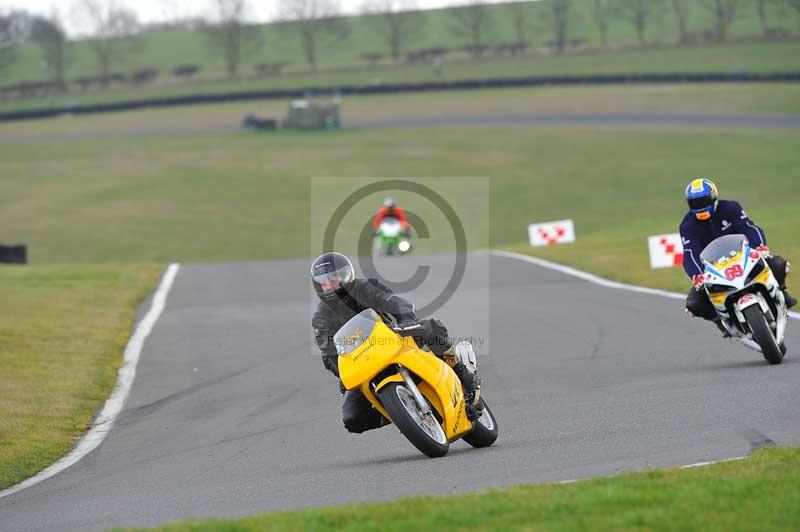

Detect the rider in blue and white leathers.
[{"left": 679, "top": 178, "right": 795, "bottom": 324}]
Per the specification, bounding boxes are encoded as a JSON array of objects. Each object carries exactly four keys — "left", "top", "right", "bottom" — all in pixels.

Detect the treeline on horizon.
[{"left": 1, "top": 0, "right": 799, "bottom": 100}]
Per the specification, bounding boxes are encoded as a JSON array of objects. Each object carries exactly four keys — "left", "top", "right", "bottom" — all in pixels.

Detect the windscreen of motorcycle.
[
  {"left": 700, "top": 234, "right": 748, "bottom": 265},
  {"left": 379, "top": 218, "right": 402, "bottom": 238},
  {"left": 333, "top": 309, "right": 378, "bottom": 355}
]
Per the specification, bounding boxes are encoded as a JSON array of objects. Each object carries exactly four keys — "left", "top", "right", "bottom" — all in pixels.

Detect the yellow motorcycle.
[{"left": 335, "top": 309, "right": 498, "bottom": 458}]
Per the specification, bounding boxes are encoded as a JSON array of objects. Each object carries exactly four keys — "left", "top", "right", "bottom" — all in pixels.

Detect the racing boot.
[
  {"left": 779, "top": 260, "right": 796, "bottom": 308},
  {"left": 442, "top": 344, "right": 483, "bottom": 421},
  {"left": 453, "top": 362, "right": 482, "bottom": 421},
  {"left": 782, "top": 290, "right": 797, "bottom": 309}
]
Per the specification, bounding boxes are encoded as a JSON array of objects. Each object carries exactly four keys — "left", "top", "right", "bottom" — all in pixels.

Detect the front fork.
[{"left": 398, "top": 366, "right": 432, "bottom": 415}]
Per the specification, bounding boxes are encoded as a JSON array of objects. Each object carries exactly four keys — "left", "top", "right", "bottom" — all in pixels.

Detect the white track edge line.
[
  {"left": 491, "top": 250, "right": 800, "bottom": 321},
  {"left": 681, "top": 456, "right": 746, "bottom": 469},
  {"left": 0, "top": 263, "right": 180, "bottom": 499},
  {"left": 557, "top": 455, "right": 748, "bottom": 485}
]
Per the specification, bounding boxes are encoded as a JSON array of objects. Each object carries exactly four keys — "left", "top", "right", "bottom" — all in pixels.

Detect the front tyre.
[
  {"left": 461, "top": 399, "right": 498, "bottom": 448},
  {"left": 743, "top": 305, "right": 784, "bottom": 365},
  {"left": 379, "top": 383, "right": 449, "bottom": 458}
]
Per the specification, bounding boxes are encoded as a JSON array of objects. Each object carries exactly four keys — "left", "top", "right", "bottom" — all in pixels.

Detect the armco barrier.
[{"left": 2, "top": 71, "right": 799, "bottom": 123}]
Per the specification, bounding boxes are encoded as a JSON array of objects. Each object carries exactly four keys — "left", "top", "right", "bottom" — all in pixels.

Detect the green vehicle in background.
[{"left": 374, "top": 217, "right": 412, "bottom": 256}]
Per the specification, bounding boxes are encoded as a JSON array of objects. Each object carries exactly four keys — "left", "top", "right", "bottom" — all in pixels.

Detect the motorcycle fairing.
[{"left": 337, "top": 309, "right": 473, "bottom": 441}]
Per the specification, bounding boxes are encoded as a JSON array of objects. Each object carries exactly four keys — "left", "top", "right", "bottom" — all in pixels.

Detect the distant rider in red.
[{"left": 373, "top": 197, "right": 410, "bottom": 236}]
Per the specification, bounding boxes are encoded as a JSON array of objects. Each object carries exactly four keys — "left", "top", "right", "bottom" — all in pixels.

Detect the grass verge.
[
  {"left": 0, "top": 263, "right": 163, "bottom": 490},
  {"left": 504, "top": 202, "right": 798, "bottom": 295},
  {"left": 120, "top": 445, "right": 800, "bottom": 531}
]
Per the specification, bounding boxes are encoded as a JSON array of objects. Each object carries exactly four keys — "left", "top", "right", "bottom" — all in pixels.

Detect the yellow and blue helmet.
[{"left": 685, "top": 178, "right": 719, "bottom": 221}]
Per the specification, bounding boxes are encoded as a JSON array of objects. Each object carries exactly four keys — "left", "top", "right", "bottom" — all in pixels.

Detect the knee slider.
[
  {"left": 453, "top": 341, "right": 478, "bottom": 373},
  {"left": 343, "top": 416, "right": 367, "bottom": 433}
]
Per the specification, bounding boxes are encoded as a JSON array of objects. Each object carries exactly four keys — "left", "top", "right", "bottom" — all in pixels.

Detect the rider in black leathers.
[{"left": 310, "top": 252, "right": 481, "bottom": 433}]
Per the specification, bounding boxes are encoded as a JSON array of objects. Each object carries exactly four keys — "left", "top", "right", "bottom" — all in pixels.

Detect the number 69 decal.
[{"left": 724, "top": 264, "right": 744, "bottom": 280}]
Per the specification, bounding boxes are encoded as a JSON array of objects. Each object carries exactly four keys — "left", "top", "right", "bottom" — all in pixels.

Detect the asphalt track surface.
[
  {"left": 2, "top": 112, "right": 800, "bottom": 144},
  {"left": 2, "top": 253, "right": 800, "bottom": 531}
]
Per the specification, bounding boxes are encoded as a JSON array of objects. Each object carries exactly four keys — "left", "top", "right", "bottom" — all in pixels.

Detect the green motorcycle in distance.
[{"left": 374, "top": 217, "right": 412, "bottom": 256}]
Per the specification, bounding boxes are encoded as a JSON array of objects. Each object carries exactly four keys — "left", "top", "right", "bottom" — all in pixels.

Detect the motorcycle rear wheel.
[
  {"left": 462, "top": 398, "right": 498, "bottom": 448},
  {"left": 743, "top": 305, "right": 784, "bottom": 365},
  {"left": 379, "top": 383, "right": 449, "bottom": 458}
]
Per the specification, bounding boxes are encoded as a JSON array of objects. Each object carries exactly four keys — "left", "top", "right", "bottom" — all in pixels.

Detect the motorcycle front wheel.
[
  {"left": 743, "top": 305, "right": 784, "bottom": 365},
  {"left": 379, "top": 383, "right": 449, "bottom": 458}
]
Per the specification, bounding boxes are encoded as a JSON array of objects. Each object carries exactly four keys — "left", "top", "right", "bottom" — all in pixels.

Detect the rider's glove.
[
  {"left": 393, "top": 316, "right": 423, "bottom": 337},
  {"left": 692, "top": 273, "right": 705, "bottom": 291},
  {"left": 756, "top": 244, "right": 771, "bottom": 258},
  {"left": 395, "top": 313, "right": 417, "bottom": 326}
]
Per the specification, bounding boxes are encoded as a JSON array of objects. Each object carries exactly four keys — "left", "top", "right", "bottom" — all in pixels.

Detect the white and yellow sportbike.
[
  {"left": 335, "top": 309, "right": 498, "bottom": 458},
  {"left": 701, "top": 234, "right": 789, "bottom": 364}
]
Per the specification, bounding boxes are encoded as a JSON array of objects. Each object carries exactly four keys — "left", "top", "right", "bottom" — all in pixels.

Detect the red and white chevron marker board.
[
  {"left": 648, "top": 233, "right": 684, "bottom": 269},
  {"left": 528, "top": 219, "right": 576, "bottom": 247}
]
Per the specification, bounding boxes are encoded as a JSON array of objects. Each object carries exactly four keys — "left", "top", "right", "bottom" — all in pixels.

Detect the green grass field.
[
  {"left": 0, "top": 263, "right": 162, "bottom": 490},
  {"left": 120, "top": 446, "right": 800, "bottom": 531},
  {"left": 3, "top": 40, "right": 799, "bottom": 114},
  {"left": 2, "top": 125, "right": 798, "bottom": 268}
]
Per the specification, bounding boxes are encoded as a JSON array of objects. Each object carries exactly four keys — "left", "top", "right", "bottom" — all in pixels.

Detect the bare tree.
[
  {"left": 73, "top": 0, "right": 142, "bottom": 83},
  {"left": 669, "top": 0, "right": 690, "bottom": 44},
  {"left": 508, "top": 1, "right": 533, "bottom": 51},
  {"left": 756, "top": 0, "right": 768, "bottom": 34},
  {"left": 0, "top": 12, "right": 21, "bottom": 79},
  {"left": 783, "top": 0, "right": 800, "bottom": 33},
  {"left": 614, "top": 0, "right": 663, "bottom": 45},
  {"left": 362, "top": 0, "right": 425, "bottom": 62},
  {"left": 755, "top": 0, "right": 781, "bottom": 36},
  {"left": 449, "top": 0, "right": 494, "bottom": 58},
  {"left": 205, "top": 0, "right": 263, "bottom": 78},
  {"left": 541, "top": 0, "right": 571, "bottom": 53},
  {"left": 279, "top": 0, "right": 349, "bottom": 71},
  {"left": 699, "top": 0, "right": 742, "bottom": 42},
  {"left": 591, "top": 0, "right": 613, "bottom": 46},
  {"left": 36, "top": 10, "right": 72, "bottom": 90}
]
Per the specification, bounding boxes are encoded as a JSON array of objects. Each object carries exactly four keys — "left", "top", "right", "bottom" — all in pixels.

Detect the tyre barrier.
[
  {"left": 242, "top": 114, "right": 278, "bottom": 130},
  {"left": 0, "top": 244, "right": 27, "bottom": 264}
]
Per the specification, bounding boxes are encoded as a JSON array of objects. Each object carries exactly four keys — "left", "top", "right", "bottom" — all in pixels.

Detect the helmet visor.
[
  {"left": 688, "top": 196, "right": 714, "bottom": 211},
  {"left": 312, "top": 265, "right": 353, "bottom": 294}
]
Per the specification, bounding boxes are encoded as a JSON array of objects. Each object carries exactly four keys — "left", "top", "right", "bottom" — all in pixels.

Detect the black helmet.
[{"left": 310, "top": 252, "right": 355, "bottom": 301}]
